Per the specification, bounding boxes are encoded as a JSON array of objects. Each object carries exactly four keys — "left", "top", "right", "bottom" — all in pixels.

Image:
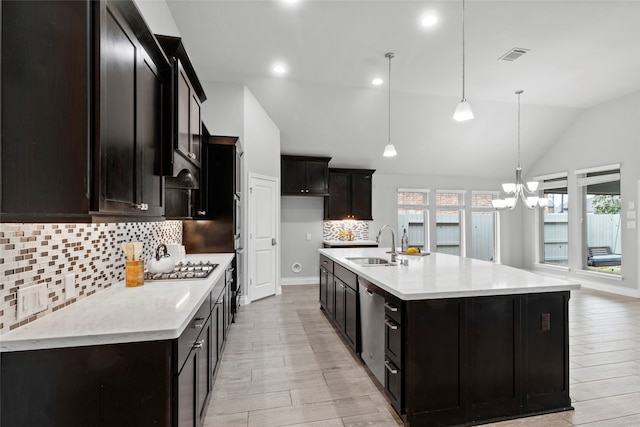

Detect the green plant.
[{"left": 592, "top": 195, "right": 621, "bottom": 214}]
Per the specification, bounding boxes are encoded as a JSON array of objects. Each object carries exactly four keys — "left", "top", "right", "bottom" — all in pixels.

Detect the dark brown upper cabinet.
[
  {"left": 155, "top": 35, "right": 206, "bottom": 183},
  {"left": 97, "top": 0, "right": 167, "bottom": 218},
  {"left": 0, "top": 0, "right": 169, "bottom": 222},
  {"left": 281, "top": 155, "right": 331, "bottom": 196},
  {"left": 324, "top": 168, "right": 375, "bottom": 220}
]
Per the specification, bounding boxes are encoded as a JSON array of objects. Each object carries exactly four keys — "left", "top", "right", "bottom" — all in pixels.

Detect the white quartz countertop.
[
  {"left": 323, "top": 240, "right": 378, "bottom": 246},
  {"left": 0, "top": 253, "right": 234, "bottom": 353},
  {"left": 319, "top": 248, "right": 580, "bottom": 301}
]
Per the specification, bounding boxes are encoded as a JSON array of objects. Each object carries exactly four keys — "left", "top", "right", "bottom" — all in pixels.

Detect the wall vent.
[{"left": 498, "top": 48, "right": 530, "bottom": 61}]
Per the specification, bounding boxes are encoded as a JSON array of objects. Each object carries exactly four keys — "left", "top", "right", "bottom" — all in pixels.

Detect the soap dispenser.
[{"left": 401, "top": 228, "right": 408, "bottom": 253}]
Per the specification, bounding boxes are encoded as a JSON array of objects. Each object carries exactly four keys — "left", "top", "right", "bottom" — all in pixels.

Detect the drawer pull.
[
  {"left": 384, "top": 360, "right": 398, "bottom": 374},
  {"left": 384, "top": 318, "right": 398, "bottom": 330},
  {"left": 384, "top": 302, "right": 398, "bottom": 312},
  {"left": 193, "top": 317, "right": 205, "bottom": 328},
  {"left": 366, "top": 290, "right": 374, "bottom": 297},
  {"left": 187, "top": 152, "right": 197, "bottom": 160},
  {"left": 194, "top": 339, "right": 205, "bottom": 349}
]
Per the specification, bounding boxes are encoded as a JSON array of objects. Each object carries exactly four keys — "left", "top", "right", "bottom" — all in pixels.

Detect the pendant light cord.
[
  {"left": 461, "top": 0, "right": 466, "bottom": 100},
  {"left": 386, "top": 52, "right": 394, "bottom": 145},
  {"left": 516, "top": 90, "right": 523, "bottom": 167}
]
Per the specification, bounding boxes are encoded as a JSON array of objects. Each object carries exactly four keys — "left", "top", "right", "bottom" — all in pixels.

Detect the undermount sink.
[{"left": 346, "top": 257, "right": 395, "bottom": 266}]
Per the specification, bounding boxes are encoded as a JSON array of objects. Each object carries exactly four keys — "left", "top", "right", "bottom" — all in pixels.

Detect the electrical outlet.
[
  {"left": 65, "top": 274, "right": 76, "bottom": 300},
  {"left": 306, "top": 233, "right": 311, "bottom": 241},
  {"left": 16, "top": 283, "right": 48, "bottom": 321}
]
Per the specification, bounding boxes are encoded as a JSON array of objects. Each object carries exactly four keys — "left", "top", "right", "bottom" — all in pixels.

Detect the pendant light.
[
  {"left": 383, "top": 52, "right": 397, "bottom": 157},
  {"left": 453, "top": 0, "right": 474, "bottom": 122},
  {"left": 492, "top": 90, "right": 548, "bottom": 210}
]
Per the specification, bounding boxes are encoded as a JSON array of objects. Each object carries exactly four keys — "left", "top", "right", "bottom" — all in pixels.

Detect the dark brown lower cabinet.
[
  {"left": 1, "top": 277, "right": 235, "bottom": 427},
  {"left": 1, "top": 341, "right": 172, "bottom": 427},
  {"left": 402, "top": 292, "right": 572, "bottom": 427}
]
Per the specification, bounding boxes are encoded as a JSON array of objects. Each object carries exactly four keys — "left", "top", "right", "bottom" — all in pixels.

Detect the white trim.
[
  {"left": 398, "top": 188, "right": 430, "bottom": 193},
  {"left": 578, "top": 281, "right": 639, "bottom": 298},
  {"left": 575, "top": 163, "right": 621, "bottom": 175},
  {"left": 471, "top": 190, "right": 500, "bottom": 196},
  {"left": 576, "top": 173, "right": 621, "bottom": 187},
  {"left": 281, "top": 276, "right": 318, "bottom": 286},
  {"left": 533, "top": 171, "right": 569, "bottom": 181},
  {"left": 537, "top": 180, "right": 568, "bottom": 191},
  {"left": 436, "top": 189, "right": 467, "bottom": 194},
  {"left": 240, "top": 295, "right": 250, "bottom": 306},
  {"left": 576, "top": 269, "right": 623, "bottom": 281},
  {"left": 533, "top": 263, "right": 570, "bottom": 273}
]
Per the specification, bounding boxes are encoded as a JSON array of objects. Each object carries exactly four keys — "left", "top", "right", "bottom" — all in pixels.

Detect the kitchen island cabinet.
[
  {"left": 318, "top": 248, "right": 580, "bottom": 427},
  {"left": 0, "top": 253, "right": 234, "bottom": 427}
]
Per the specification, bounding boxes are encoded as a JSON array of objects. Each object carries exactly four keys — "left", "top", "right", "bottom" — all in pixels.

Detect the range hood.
[{"left": 165, "top": 168, "right": 199, "bottom": 189}]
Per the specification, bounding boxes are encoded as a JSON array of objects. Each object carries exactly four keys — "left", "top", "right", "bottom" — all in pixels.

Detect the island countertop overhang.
[{"left": 319, "top": 247, "right": 580, "bottom": 301}]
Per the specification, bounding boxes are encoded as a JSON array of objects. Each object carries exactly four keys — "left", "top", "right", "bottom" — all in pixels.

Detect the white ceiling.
[{"left": 164, "top": 0, "right": 640, "bottom": 179}]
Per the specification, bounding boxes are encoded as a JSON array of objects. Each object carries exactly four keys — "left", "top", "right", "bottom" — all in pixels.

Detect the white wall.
[
  {"left": 133, "top": 0, "right": 180, "bottom": 36},
  {"left": 281, "top": 197, "right": 324, "bottom": 282},
  {"left": 525, "top": 91, "right": 640, "bottom": 296}
]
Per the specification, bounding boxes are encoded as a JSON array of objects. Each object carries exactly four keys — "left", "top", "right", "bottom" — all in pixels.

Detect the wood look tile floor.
[{"left": 204, "top": 285, "right": 640, "bottom": 427}]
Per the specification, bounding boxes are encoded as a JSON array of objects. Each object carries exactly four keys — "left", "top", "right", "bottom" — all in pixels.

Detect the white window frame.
[
  {"left": 397, "top": 189, "right": 430, "bottom": 252},
  {"left": 575, "top": 163, "right": 622, "bottom": 276},
  {"left": 435, "top": 189, "right": 466, "bottom": 257},
  {"left": 534, "top": 172, "right": 569, "bottom": 269},
  {"left": 470, "top": 190, "right": 499, "bottom": 262}
]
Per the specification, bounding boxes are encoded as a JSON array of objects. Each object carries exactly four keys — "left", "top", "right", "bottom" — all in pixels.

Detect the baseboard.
[
  {"left": 579, "top": 281, "right": 640, "bottom": 298},
  {"left": 281, "top": 276, "right": 318, "bottom": 286}
]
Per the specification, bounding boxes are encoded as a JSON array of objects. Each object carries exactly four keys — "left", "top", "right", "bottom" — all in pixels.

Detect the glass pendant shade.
[
  {"left": 453, "top": 99, "right": 474, "bottom": 122},
  {"left": 526, "top": 181, "right": 539, "bottom": 191},
  {"left": 502, "top": 183, "right": 516, "bottom": 193},
  {"left": 383, "top": 143, "right": 397, "bottom": 157}
]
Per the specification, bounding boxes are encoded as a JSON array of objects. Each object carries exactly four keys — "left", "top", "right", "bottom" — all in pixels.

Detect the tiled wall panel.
[
  {"left": 323, "top": 220, "right": 369, "bottom": 241},
  {"left": 0, "top": 221, "right": 182, "bottom": 332}
]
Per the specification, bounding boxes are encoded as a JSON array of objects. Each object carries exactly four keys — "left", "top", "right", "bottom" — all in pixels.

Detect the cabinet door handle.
[
  {"left": 187, "top": 152, "right": 196, "bottom": 160},
  {"left": 384, "top": 302, "right": 398, "bottom": 312},
  {"left": 197, "top": 210, "right": 206, "bottom": 216},
  {"left": 132, "top": 203, "right": 148, "bottom": 211},
  {"left": 384, "top": 360, "right": 398, "bottom": 374},
  {"left": 193, "top": 317, "right": 205, "bottom": 328},
  {"left": 194, "top": 339, "right": 205, "bottom": 349},
  {"left": 384, "top": 318, "right": 398, "bottom": 330},
  {"left": 305, "top": 189, "right": 309, "bottom": 192},
  {"left": 300, "top": 189, "right": 304, "bottom": 193}
]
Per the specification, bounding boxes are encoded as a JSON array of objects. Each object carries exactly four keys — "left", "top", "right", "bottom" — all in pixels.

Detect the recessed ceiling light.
[
  {"left": 421, "top": 14, "right": 438, "bottom": 27},
  {"left": 372, "top": 78, "right": 383, "bottom": 86},
  {"left": 273, "top": 63, "right": 287, "bottom": 75}
]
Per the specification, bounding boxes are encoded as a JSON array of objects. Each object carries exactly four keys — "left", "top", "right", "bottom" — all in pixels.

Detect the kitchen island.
[
  {"left": 1, "top": 253, "right": 235, "bottom": 427},
  {"left": 319, "top": 247, "right": 580, "bottom": 427}
]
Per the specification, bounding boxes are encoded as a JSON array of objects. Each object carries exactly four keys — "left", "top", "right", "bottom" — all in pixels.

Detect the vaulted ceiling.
[{"left": 162, "top": 0, "right": 640, "bottom": 179}]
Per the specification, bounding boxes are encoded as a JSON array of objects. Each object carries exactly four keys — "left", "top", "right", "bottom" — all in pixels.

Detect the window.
[
  {"left": 577, "top": 165, "right": 621, "bottom": 274},
  {"left": 436, "top": 190, "right": 465, "bottom": 256},
  {"left": 470, "top": 191, "right": 497, "bottom": 261},
  {"left": 397, "top": 189, "right": 429, "bottom": 252},
  {"left": 536, "top": 173, "right": 569, "bottom": 266}
]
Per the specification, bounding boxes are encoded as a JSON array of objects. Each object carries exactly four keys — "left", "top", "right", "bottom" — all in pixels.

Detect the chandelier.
[{"left": 492, "top": 90, "right": 548, "bottom": 210}]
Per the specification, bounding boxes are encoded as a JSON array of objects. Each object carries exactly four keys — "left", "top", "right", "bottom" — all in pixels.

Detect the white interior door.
[{"left": 249, "top": 175, "right": 278, "bottom": 301}]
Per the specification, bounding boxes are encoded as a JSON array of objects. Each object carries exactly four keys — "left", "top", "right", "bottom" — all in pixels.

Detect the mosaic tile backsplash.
[
  {"left": 323, "top": 220, "right": 370, "bottom": 241},
  {"left": 0, "top": 221, "right": 182, "bottom": 333}
]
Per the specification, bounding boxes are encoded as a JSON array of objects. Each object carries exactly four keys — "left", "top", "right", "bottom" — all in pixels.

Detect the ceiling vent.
[{"left": 498, "top": 48, "right": 530, "bottom": 62}]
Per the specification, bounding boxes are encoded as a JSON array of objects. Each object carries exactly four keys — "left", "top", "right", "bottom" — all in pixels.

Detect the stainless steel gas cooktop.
[{"left": 144, "top": 261, "right": 218, "bottom": 281}]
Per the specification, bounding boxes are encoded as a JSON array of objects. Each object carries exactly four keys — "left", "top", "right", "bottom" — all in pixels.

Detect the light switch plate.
[{"left": 16, "top": 283, "right": 48, "bottom": 321}]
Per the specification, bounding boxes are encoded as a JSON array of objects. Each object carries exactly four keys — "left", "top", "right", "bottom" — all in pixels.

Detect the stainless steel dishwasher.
[{"left": 358, "top": 277, "right": 385, "bottom": 384}]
